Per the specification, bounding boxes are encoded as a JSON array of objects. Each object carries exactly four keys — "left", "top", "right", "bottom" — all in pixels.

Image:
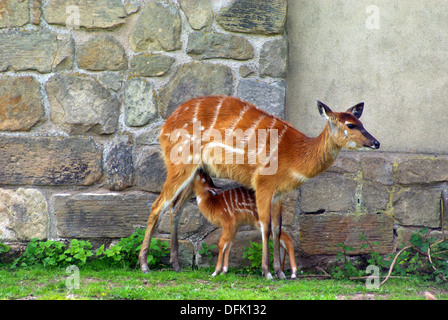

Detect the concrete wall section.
[{"left": 286, "top": 0, "right": 448, "bottom": 154}]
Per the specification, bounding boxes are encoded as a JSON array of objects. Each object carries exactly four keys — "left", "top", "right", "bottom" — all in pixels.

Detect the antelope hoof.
[
  {"left": 276, "top": 271, "right": 286, "bottom": 280},
  {"left": 265, "top": 272, "right": 273, "bottom": 280},
  {"left": 140, "top": 264, "right": 149, "bottom": 274}
]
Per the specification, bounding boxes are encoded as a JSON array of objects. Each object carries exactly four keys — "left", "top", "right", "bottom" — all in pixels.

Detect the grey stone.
[
  {"left": 0, "top": 31, "right": 73, "bottom": 73},
  {"left": 77, "top": 35, "right": 127, "bottom": 71},
  {"left": 393, "top": 186, "right": 442, "bottom": 228},
  {"left": 0, "top": 188, "right": 48, "bottom": 241},
  {"left": 187, "top": 31, "right": 254, "bottom": 60},
  {"left": 130, "top": 54, "right": 174, "bottom": 77},
  {"left": 130, "top": 0, "right": 181, "bottom": 52},
  {"left": 45, "top": 0, "right": 126, "bottom": 29},
  {"left": 0, "top": 76, "right": 44, "bottom": 131},
  {"left": 105, "top": 134, "right": 135, "bottom": 191},
  {"left": 0, "top": 136, "right": 103, "bottom": 186},
  {"left": 136, "top": 124, "right": 164, "bottom": 146},
  {"left": 239, "top": 64, "right": 256, "bottom": 78},
  {"left": 298, "top": 212, "right": 394, "bottom": 255},
  {"left": 395, "top": 157, "right": 448, "bottom": 185},
  {"left": 159, "top": 62, "right": 233, "bottom": 118},
  {"left": 361, "top": 181, "right": 390, "bottom": 213},
  {"left": 236, "top": 79, "right": 286, "bottom": 119},
  {"left": 0, "top": 0, "right": 30, "bottom": 28},
  {"left": 361, "top": 156, "right": 394, "bottom": 185},
  {"left": 300, "top": 173, "right": 358, "bottom": 213},
  {"left": 124, "top": 78, "right": 158, "bottom": 127},
  {"left": 259, "top": 38, "right": 287, "bottom": 78},
  {"left": 46, "top": 74, "right": 120, "bottom": 135},
  {"left": 135, "top": 147, "right": 167, "bottom": 193},
  {"left": 179, "top": 0, "right": 213, "bottom": 30},
  {"left": 216, "top": 0, "right": 287, "bottom": 35},
  {"left": 124, "top": 0, "right": 140, "bottom": 14},
  {"left": 53, "top": 192, "right": 157, "bottom": 238},
  {"left": 159, "top": 201, "right": 203, "bottom": 236}
]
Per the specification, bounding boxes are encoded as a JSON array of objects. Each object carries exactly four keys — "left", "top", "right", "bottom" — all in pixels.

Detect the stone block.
[
  {"left": 130, "top": 54, "right": 174, "bottom": 77},
  {"left": 179, "top": 0, "right": 213, "bottom": 30},
  {"left": 299, "top": 173, "right": 358, "bottom": 213},
  {"left": 361, "top": 156, "right": 394, "bottom": 185},
  {"left": 124, "top": 78, "right": 158, "bottom": 127},
  {"left": 158, "top": 238, "right": 195, "bottom": 269},
  {"left": 0, "top": 188, "right": 48, "bottom": 241},
  {"left": 187, "top": 31, "right": 254, "bottom": 60},
  {"left": 216, "top": 0, "right": 287, "bottom": 35},
  {"left": 159, "top": 62, "right": 233, "bottom": 118},
  {"left": 236, "top": 79, "right": 286, "bottom": 119},
  {"left": 53, "top": 192, "right": 157, "bottom": 238},
  {"left": 395, "top": 157, "right": 448, "bottom": 185},
  {"left": 281, "top": 190, "right": 298, "bottom": 226},
  {"left": 130, "top": 0, "right": 181, "bottom": 52},
  {"left": 0, "top": 0, "right": 29, "bottom": 28},
  {"left": 44, "top": 0, "right": 126, "bottom": 29},
  {"left": 298, "top": 212, "right": 394, "bottom": 255},
  {"left": 158, "top": 201, "right": 204, "bottom": 237},
  {"left": 0, "top": 76, "right": 44, "bottom": 131},
  {"left": 0, "top": 30, "right": 73, "bottom": 73},
  {"left": 0, "top": 136, "right": 102, "bottom": 186},
  {"left": 361, "top": 181, "right": 390, "bottom": 213},
  {"left": 135, "top": 147, "right": 167, "bottom": 193},
  {"left": 46, "top": 74, "right": 120, "bottom": 135},
  {"left": 259, "top": 38, "right": 287, "bottom": 78},
  {"left": 105, "top": 134, "right": 134, "bottom": 191},
  {"left": 77, "top": 35, "right": 127, "bottom": 71},
  {"left": 393, "top": 186, "right": 442, "bottom": 228}
]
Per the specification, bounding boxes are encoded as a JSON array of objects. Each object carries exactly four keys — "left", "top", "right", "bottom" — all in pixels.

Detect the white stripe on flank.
[
  {"left": 209, "top": 97, "right": 224, "bottom": 131},
  {"left": 228, "top": 103, "right": 250, "bottom": 132},
  {"left": 243, "top": 115, "right": 266, "bottom": 147}
]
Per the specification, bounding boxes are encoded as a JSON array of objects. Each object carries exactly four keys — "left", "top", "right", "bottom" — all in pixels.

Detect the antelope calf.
[
  {"left": 139, "top": 95, "right": 380, "bottom": 279},
  {"left": 193, "top": 169, "right": 297, "bottom": 278}
]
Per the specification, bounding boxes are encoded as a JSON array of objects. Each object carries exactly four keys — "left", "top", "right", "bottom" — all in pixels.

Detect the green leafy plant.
[
  {"left": 331, "top": 242, "right": 363, "bottom": 279},
  {"left": 242, "top": 240, "right": 274, "bottom": 275},
  {"left": 96, "top": 229, "right": 169, "bottom": 269},
  {"left": 12, "top": 238, "right": 94, "bottom": 268},
  {"left": 198, "top": 242, "right": 216, "bottom": 263},
  {"left": 0, "top": 242, "right": 10, "bottom": 255}
]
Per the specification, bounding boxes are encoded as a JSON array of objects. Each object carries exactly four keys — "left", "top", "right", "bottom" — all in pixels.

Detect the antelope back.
[{"left": 161, "top": 96, "right": 298, "bottom": 185}]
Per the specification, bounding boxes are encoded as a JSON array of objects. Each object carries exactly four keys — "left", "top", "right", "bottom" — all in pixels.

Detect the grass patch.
[{"left": 1, "top": 266, "right": 447, "bottom": 300}]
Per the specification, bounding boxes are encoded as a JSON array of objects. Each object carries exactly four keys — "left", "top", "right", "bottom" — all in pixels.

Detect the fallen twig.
[{"left": 379, "top": 245, "right": 411, "bottom": 287}]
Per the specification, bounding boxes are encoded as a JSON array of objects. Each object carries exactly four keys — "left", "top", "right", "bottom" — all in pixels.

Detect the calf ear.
[
  {"left": 208, "top": 188, "right": 224, "bottom": 196},
  {"left": 346, "top": 102, "right": 364, "bottom": 119}
]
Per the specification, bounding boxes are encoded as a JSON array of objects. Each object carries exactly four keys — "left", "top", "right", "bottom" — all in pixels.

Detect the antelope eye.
[{"left": 346, "top": 123, "right": 356, "bottom": 129}]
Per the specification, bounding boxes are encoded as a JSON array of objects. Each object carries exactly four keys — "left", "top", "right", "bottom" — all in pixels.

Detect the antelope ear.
[
  {"left": 346, "top": 102, "right": 364, "bottom": 119},
  {"left": 317, "top": 100, "right": 333, "bottom": 120},
  {"left": 208, "top": 188, "right": 224, "bottom": 196}
]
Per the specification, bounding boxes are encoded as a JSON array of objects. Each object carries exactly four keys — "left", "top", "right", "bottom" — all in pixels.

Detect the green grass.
[{"left": 1, "top": 266, "right": 447, "bottom": 300}]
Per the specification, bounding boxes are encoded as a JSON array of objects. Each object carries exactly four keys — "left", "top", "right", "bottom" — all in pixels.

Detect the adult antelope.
[
  {"left": 139, "top": 95, "right": 380, "bottom": 279},
  {"left": 193, "top": 168, "right": 297, "bottom": 278}
]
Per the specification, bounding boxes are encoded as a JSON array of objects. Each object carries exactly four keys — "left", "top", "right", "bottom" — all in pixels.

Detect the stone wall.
[
  {"left": 2, "top": 0, "right": 446, "bottom": 272},
  {"left": 0, "top": 0, "right": 289, "bottom": 268}
]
